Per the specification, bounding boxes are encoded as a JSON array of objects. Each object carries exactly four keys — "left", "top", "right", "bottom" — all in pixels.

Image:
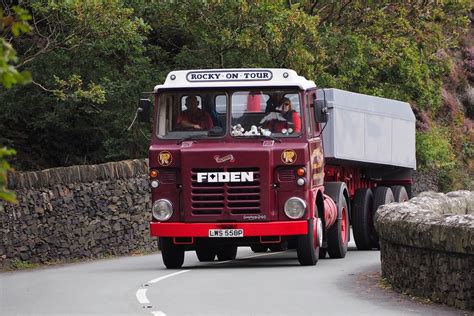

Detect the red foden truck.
[{"left": 137, "top": 69, "right": 416, "bottom": 268}]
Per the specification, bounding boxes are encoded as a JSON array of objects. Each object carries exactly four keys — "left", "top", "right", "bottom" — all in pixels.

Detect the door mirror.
[
  {"left": 313, "top": 94, "right": 328, "bottom": 123},
  {"left": 137, "top": 99, "right": 152, "bottom": 122}
]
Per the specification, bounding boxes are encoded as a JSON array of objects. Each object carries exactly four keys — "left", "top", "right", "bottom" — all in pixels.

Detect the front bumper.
[{"left": 150, "top": 221, "right": 308, "bottom": 237}]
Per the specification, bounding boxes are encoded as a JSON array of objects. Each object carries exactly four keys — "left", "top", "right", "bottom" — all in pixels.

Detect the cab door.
[{"left": 306, "top": 90, "right": 324, "bottom": 188}]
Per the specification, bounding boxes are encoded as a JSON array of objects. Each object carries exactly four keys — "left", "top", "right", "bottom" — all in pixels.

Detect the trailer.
[{"left": 137, "top": 68, "right": 416, "bottom": 268}]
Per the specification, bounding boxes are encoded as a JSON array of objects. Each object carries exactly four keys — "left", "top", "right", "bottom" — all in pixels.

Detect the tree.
[
  {"left": 0, "top": 5, "right": 32, "bottom": 208},
  {"left": 0, "top": 1, "right": 153, "bottom": 170}
]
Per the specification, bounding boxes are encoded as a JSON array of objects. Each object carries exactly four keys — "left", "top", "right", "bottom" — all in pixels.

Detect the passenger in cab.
[
  {"left": 177, "top": 96, "right": 214, "bottom": 130},
  {"left": 266, "top": 97, "right": 301, "bottom": 133}
]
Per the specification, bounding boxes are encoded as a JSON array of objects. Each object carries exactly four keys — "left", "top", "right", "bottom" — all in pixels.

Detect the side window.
[
  {"left": 307, "top": 92, "right": 316, "bottom": 137},
  {"left": 216, "top": 95, "right": 227, "bottom": 113}
]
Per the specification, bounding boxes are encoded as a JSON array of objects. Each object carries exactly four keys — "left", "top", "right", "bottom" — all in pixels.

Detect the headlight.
[
  {"left": 284, "top": 197, "right": 306, "bottom": 219},
  {"left": 152, "top": 199, "right": 173, "bottom": 221}
]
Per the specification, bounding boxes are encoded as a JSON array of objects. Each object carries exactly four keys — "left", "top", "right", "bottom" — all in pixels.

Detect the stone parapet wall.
[
  {"left": 375, "top": 191, "right": 474, "bottom": 310},
  {"left": 0, "top": 159, "right": 156, "bottom": 269}
]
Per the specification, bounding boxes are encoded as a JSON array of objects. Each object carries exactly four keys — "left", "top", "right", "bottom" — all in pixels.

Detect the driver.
[{"left": 177, "top": 95, "right": 214, "bottom": 130}]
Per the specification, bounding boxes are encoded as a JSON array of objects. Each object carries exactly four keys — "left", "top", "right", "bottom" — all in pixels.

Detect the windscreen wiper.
[
  {"left": 176, "top": 134, "right": 207, "bottom": 145},
  {"left": 249, "top": 134, "right": 281, "bottom": 143}
]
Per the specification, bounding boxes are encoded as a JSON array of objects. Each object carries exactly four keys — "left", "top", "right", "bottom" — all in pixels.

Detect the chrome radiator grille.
[{"left": 190, "top": 168, "right": 261, "bottom": 215}]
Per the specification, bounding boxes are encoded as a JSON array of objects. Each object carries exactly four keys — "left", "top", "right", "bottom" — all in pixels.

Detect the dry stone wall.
[
  {"left": 375, "top": 191, "right": 474, "bottom": 310},
  {"left": 0, "top": 159, "right": 156, "bottom": 269}
]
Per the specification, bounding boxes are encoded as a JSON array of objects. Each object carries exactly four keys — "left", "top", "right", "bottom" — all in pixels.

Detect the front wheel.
[
  {"left": 159, "top": 238, "right": 184, "bottom": 269},
  {"left": 297, "top": 219, "right": 321, "bottom": 266}
]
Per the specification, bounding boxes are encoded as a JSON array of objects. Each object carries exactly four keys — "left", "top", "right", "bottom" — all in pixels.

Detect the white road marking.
[
  {"left": 148, "top": 270, "right": 191, "bottom": 284},
  {"left": 136, "top": 288, "right": 150, "bottom": 304},
  {"left": 139, "top": 250, "right": 284, "bottom": 315}
]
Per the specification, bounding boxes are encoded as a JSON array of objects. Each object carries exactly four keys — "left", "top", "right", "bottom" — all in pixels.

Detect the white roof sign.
[
  {"left": 187, "top": 70, "right": 272, "bottom": 82},
  {"left": 154, "top": 68, "right": 316, "bottom": 91}
]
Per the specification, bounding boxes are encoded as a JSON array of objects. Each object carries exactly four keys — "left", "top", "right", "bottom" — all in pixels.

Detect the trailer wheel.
[
  {"left": 371, "top": 187, "right": 394, "bottom": 248},
  {"left": 216, "top": 246, "right": 238, "bottom": 261},
  {"left": 297, "top": 218, "right": 321, "bottom": 266},
  {"left": 196, "top": 248, "right": 216, "bottom": 262},
  {"left": 269, "top": 241, "right": 288, "bottom": 252},
  {"left": 352, "top": 188, "right": 374, "bottom": 250},
  {"left": 327, "top": 197, "right": 349, "bottom": 258},
  {"left": 391, "top": 185, "right": 409, "bottom": 202},
  {"left": 159, "top": 238, "right": 184, "bottom": 269}
]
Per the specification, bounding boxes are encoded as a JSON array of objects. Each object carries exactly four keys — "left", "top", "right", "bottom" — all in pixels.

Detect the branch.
[
  {"left": 336, "top": 0, "right": 354, "bottom": 22},
  {"left": 31, "top": 80, "right": 56, "bottom": 93},
  {"left": 309, "top": 0, "right": 321, "bottom": 16}
]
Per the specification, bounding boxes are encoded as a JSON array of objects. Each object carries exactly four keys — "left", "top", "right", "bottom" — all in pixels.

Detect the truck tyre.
[
  {"left": 269, "top": 241, "right": 288, "bottom": 252},
  {"left": 297, "top": 218, "right": 320, "bottom": 266},
  {"left": 159, "top": 237, "right": 184, "bottom": 269},
  {"left": 371, "top": 187, "right": 394, "bottom": 248},
  {"left": 319, "top": 248, "right": 327, "bottom": 259},
  {"left": 250, "top": 245, "right": 268, "bottom": 253},
  {"left": 327, "top": 197, "right": 349, "bottom": 258},
  {"left": 196, "top": 248, "right": 216, "bottom": 262},
  {"left": 352, "top": 188, "right": 374, "bottom": 250},
  {"left": 391, "top": 185, "right": 409, "bottom": 202},
  {"left": 216, "top": 246, "right": 238, "bottom": 261}
]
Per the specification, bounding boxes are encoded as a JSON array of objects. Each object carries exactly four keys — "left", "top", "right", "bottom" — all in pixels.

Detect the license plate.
[{"left": 208, "top": 229, "right": 244, "bottom": 238}]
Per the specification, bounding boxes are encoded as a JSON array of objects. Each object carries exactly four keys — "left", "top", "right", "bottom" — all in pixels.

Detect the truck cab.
[{"left": 143, "top": 68, "right": 415, "bottom": 268}]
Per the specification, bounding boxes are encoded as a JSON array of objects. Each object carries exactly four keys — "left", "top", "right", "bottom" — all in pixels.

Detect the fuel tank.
[{"left": 323, "top": 194, "right": 338, "bottom": 228}]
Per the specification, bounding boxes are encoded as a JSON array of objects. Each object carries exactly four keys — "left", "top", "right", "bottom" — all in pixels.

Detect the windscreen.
[
  {"left": 156, "top": 89, "right": 302, "bottom": 139},
  {"left": 231, "top": 90, "right": 302, "bottom": 137}
]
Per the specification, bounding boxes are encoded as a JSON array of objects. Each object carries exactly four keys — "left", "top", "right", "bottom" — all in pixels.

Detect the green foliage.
[
  {"left": 0, "top": 1, "right": 153, "bottom": 169},
  {"left": 416, "top": 127, "right": 456, "bottom": 170},
  {"left": 0, "top": 6, "right": 32, "bottom": 88},
  {"left": 0, "top": 147, "right": 17, "bottom": 206},
  {"left": 0, "top": 0, "right": 471, "bottom": 183},
  {"left": 9, "top": 258, "right": 40, "bottom": 270},
  {"left": 53, "top": 75, "right": 106, "bottom": 104}
]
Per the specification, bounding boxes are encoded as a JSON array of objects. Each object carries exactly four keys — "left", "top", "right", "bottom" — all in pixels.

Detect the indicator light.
[
  {"left": 296, "top": 167, "right": 306, "bottom": 176},
  {"left": 150, "top": 170, "right": 158, "bottom": 178}
]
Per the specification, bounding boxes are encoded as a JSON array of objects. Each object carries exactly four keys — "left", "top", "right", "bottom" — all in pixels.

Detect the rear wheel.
[
  {"left": 391, "top": 185, "right": 409, "bottom": 202},
  {"left": 250, "top": 245, "right": 268, "bottom": 253},
  {"left": 216, "top": 246, "right": 238, "bottom": 261},
  {"left": 327, "top": 197, "right": 349, "bottom": 258},
  {"left": 159, "top": 238, "right": 184, "bottom": 269},
  {"left": 196, "top": 247, "right": 216, "bottom": 262},
  {"left": 297, "top": 218, "right": 321, "bottom": 266},
  {"left": 352, "top": 188, "right": 374, "bottom": 250},
  {"left": 371, "top": 187, "right": 395, "bottom": 248}
]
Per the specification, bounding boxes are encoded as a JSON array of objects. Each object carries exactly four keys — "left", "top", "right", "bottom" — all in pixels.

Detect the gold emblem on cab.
[
  {"left": 158, "top": 151, "right": 172, "bottom": 166},
  {"left": 281, "top": 150, "right": 297, "bottom": 164}
]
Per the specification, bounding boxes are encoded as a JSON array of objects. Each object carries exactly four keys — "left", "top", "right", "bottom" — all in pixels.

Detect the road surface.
[{"left": 0, "top": 240, "right": 465, "bottom": 315}]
